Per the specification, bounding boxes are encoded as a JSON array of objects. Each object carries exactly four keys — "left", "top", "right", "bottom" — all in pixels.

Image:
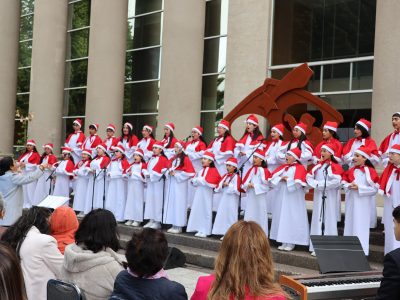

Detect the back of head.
[
  {"left": 0, "top": 242, "right": 27, "bottom": 300},
  {"left": 393, "top": 206, "right": 400, "bottom": 222},
  {"left": 126, "top": 228, "right": 168, "bottom": 278},
  {"left": 0, "top": 157, "right": 14, "bottom": 176},
  {"left": 51, "top": 206, "right": 79, "bottom": 235},
  {"left": 209, "top": 221, "right": 283, "bottom": 299},
  {"left": 0, "top": 193, "right": 4, "bottom": 213},
  {"left": 1, "top": 207, "right": 52, "bottom": 256},
  {"left": 75, "top": 209, "right": 120, "bottom": 253}
]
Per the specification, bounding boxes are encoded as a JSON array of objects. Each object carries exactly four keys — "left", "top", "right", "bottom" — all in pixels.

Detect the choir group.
[{"left": 15, "top": 112, "right": 400, "bottom": 257}]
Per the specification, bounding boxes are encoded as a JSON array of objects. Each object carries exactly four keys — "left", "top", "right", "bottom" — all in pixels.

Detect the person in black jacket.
[
  {"left": 376, "top": 205, "right": 400, "bottom": 299},
  {"left": 110, "top": 228, "right": 187, "bottom": 300}
]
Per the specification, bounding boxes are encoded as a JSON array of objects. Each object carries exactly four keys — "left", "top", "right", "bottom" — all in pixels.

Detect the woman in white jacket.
[{"left": 0, "top": 156, "right": 45, "bottom": 226}]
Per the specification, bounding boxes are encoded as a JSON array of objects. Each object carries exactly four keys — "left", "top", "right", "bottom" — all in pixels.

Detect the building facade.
[{"left": 0, "top": 0, "right": 397, "bottom": 155}]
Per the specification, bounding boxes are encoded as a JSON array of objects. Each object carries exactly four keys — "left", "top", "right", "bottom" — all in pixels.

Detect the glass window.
[
  {"left": 352, "top": 60, "right": 373, "bottom": 89},
  {"left": 201, "top": 74, "right": 225, "bottom": 111},
  {"left": 204, "top": 0, "right": 228, "bottom": 37},
  {"left": 128, "top": 0, "right": 162, "bottom": 18},
  {"left": 122, "top": 114, "right": 158, "bottom": 138},
  {"left": 17, "top": 68, "right": 31, "bottom": 94},
  {"left": 67, "top": 29, "right": 90, "bottom": 59},
  {"left": 21, "top": 0, "right": 34, "bottom": 15},
  {"left": 203, "top": 37, "right": 227, "bottom": 74},
  {"left": 14, "top": 119, "right": 28, "bottom": 146},
  {"left": 19, "top": 14, "right": 34, "bottom": 40},
  {"left": 127, "top": 12, "right": 162, "bottom": 50},
  {"left": 16, "top": 94, "right": 30, "bottom": 116},
  {"left": 323, "top": 63, "right": 350, "bottom": 92},
  {"left": 125, "top": 48, "right": 160, "bottom": 81},
  {"left": 272, "top": 0, "right": 376, "bottom": 65},
  {"left": 124, "top": 81, "right": 159, "bottom": 114},
  {"left": 64, "top": 88, "right": 86, "bottom": 116},
  {"left": 65, "top": 60, "right": 88, "bottom": 88},
  {"left": 69, "top": 0, "right": 91, "bottom": 29},
  {"left": 200, "top": 111, "right": 223, "bottom": 144},
  {"left": 18, "top": 41, "right": 33, "bottom": 67}
]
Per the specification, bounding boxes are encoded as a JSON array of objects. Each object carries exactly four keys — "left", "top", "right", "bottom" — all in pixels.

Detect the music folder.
[
  {"left": 311, "top": 235, "right": 371, "bottom": 274},
  {"left": 37, "top": 195, "right": 70, "bottom": 210}
]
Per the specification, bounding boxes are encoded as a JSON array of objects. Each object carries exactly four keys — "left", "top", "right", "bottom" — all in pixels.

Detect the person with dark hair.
[
  {"left": 376, "top": 205, "right": 400, "bottom": 299},
  {"left": 379, "top": 112, "right": 400, "bottom": 167},
  {"left": 342, "top": 146, "right": 378, "bottom": 256},
  {"left": 65, "top": 118, "right": 85, "bottom": 163},
  {"left": 1, "top": 206, "right": 63, "bottom": 300},
  {"left": 0, "top": 241, "right": 28, "bottom": 300},
  {"left": 161, "top": 122, "right": 179, "bottom": 159},
  {"left": 53, "top": 147, "right": 75, "bottom": 197},
  {"left": 312, "top": 121, "right": 343, "bottom": 164},
  {"left": 104, "top": 123, "right": 119, "bottom": 156},
  {"left": 164, "top": 140, "right": 195, "bottom": 234},
  {"left": 137, "top": 124, "right": 156, "bottom": 162},
  {"left": 61, "top": 209, "right": 124, "bottom": 300},
  {"left": 0, "top": 194, "right": 6, "bottom": 237},
  {"left": 110, "top": 228, "right": 187, "bottom": 300},
  {"left": 0, "top": 156, "right": 44, "bottom": 226},
  {"left": 17, "top": 139, "right": 41, "bottom": 208},
  {"left": 81, "top": 123, "right": 103, "bottom": 156},
  {"left": 119, "top": 122, "right": 139, "bottom": 163}
]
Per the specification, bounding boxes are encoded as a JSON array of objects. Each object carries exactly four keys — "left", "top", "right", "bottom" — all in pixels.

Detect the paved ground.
[{"left": 166, "top": 265, "right": 211, "bottom": 297}]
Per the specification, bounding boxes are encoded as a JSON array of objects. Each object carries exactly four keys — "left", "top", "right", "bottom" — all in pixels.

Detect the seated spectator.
[
  {"left": 0, "top": 156, "right": 44, "bottom": 226},
  {"left": 191, "top": 220, "right": 286, "bottom": 300},
  {"left": 110, "top": 228, "right": 187, "bottom": 300},
  {"left": 1, "top": 206, "right": 63, "bottom": 300},
  {"left": 61, "top": 209, "right": 124, "bottom": 300},
  {"left": 0, "top": 193, "right": 6, "bottom": 237},
  {"left": 376, "top": 205, "right": 400, "bottom": 299},
  {"left": 50, "top": 206, "right": 79, "bottom": 254},
  {"left": 0, "top": 241, "right": 27, "bottom": 300}
]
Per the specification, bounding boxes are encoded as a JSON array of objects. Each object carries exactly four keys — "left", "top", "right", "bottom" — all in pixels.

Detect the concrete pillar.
[
  {"left": 157, "top": 0, "right": 206, "bottom": 140},
  {"left": 0, "top": 1, "right": 20, "bottom": 154},
  {"left": 223, "top": 0, "right": 272, "bottom": 139},
  {"left": 371, "top": 0, "right": 400, "bottom": 143},
  {"left": 85, "top": 0, "right": 128, "bottom": 137},
  {"left": 28, "top": 0, "right": 69, "bottom": 154}
]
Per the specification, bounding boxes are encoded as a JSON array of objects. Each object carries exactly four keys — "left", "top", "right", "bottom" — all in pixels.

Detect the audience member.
[
  {"left": 61, "top": 209, "right": 124, "bottom": 300},
  {"left": 1, "top": 206, "right": 63, "bottom": 300},
  {"left": 0, "top": 193, "right": 6, "bottom": 237},
  {"left": 50, "top": 206, "right": 79, "bottom": 254},
  {"left": 110, "top": 228, "right": 187, "bottom": 300},
  {"left": 191, "top": 220, "right": 286, "bottom": 300}
]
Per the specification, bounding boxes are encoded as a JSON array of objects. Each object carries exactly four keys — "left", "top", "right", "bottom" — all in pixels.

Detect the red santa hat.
[
  {"left": 355, "top": 145, "right": 372, "bottom": 159},
  {"left": 321, "top": 143, "right": 337, "bottom": 156},
  {"left": 43, "top": 143, "right": 53, "bottom": 151},
  {"left": 134, "top": 148, "right": 144, "bottom": 157},
  {"left": 96, "top": 143, "right": 107, "bottom": 152},
  {"left": 112, "top": 143, "right": 125, "bottom": 154},
  {"left": 26, "top": 139, "right": 36, "bottom": 146},
  {"left": 245, "top": 114, "right": 259, "bottom": 126},
  {"left": 73, "top": 119, "right": 82, "bottom": 128},
  {"left": 287, "top": 147, "right": 302, "bottom": 161},
  {"left": 62, "top": 146, "right": 72, "bottom": 154},
  {"left": 389, "top": 144, "right": 400, "bottom": 155},
  {"left": 294, "top": 122, "right": 307, "bottom": 135},
  {"left": 152, "top": 141, "right": 165, "bottom": 150},
  {"left": 253, "top": 148, "right": 265, "bottom": 160},
  {"left": 124, "top": 122, "right": 133, "bottom": 131},
  {"left": 90, "top": 123, "right": 99, "bottom": 131},
  {"left": 164, "top": 122, "right": 175, "bottom": 132},
  {"left": 271, "top": 124, "right": 284, "bottom": 136},
  {"left": 192, "top": 126, "right": 203, "bottom": 136},
  {"left": 175, "top": 140, "right": 185, "bottom": 149},
  {"left": 203, "top": 151, "right": 215, "bottom": 162},
  {"left": 225, "top": 157, "right": 238, "bottom": 168},
  {"left": 143, "top": 124, "right": 154, "bottom": 133},
  {"left": 106, "top": 124, "right": 116, "bottom": 132},
  {"left": 356, "top": 119, "right": 371, "bottom": 132},
  {"left": 82, "top": 149, "right": 92, "bottom": 157},
  {"left": 323, "top": 121, "right": 338, "bottom": 132},
  {"left": 218, "top": 119, "right": 230, "bottom": 131}
]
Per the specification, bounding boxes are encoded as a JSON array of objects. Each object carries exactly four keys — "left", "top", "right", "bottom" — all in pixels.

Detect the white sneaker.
[
  {"left": 125, "top": 220, "right": 133, "bottom": 226},
  {"left": 131, "top": 221, "right": 141, "bottom": 227},
  {"left": 150, "top": 222, "right": 161, "bottom": 230},
  {"left": 278, "top": 243, "right": 286, "bottom": 251},
  {"left": 195, "top": 232, "right": 208, "bottom": 238},
  {"left": 220, "top": 236, "right": 224, "bottom": 241},
  {"left": 169, "top": 227, "right": 182, "bottom": 234},
  {"left": 143, "top": 220, "right": 154, "bottom": 228},
  {"left": 240, "top": 210, "right": 245, "bottom": 216},
  {"left": 77, "top": 212, "right": 85, "bottom": 217},
  {"left": 310, "top": 251, "right": 316, "bottom": 257},
  {"left": 167, "top": 227, "right": 175, "bottom": 233},
  {"left": 284, "top": 244, "right": 295, "bottom": 251}
]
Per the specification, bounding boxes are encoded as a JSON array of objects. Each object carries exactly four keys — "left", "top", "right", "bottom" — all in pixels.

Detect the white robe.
[
  {"left": 276, "top": 140, "right": 313, "bottom": 167},
  {"left": 185, "top": 141, "right": 205, "bottom": 208},
  {"left": 72, "top": 162, "right": 91, "bottom": 212},
  {"left": 186, "top": 168, "right": 215, "bottom": 235},
  {"left": 270, "top": 167, "right": 310, "bottom": 245},
  {"left": 143, "top": 156, "right": 166, "bottom": 222},
  {"left": 164, "top": 159, "right": 193, "bottom": 227},
  {"left": 105, "top": 160, "right": 127, "bottom": 222},
  {"left": 19, "top": 153, "right": 39, "bottom": 209},
  {"left": 84, "top": 158, "right": 107, "bottom": 214},
  {"left": 0, "top": 168, "right": 43, "bottom": 226},
  {"left": 137, "top": 138, "right": 153, "bottom": 162},
  {"left": 53, "top": 160, "right": 72, "bottom": 198},
  {"left": 32, "top": 156, "right": 54, "bottom": 205},
  {"left": 120, "top": 138, "right": 137, "bottom": 164},
  {"left": 212, "top": 174, "right": 240, "bottom": 235},
  {"left": 343, "top": 170, "right": 378, "bottom": 255},
  {"left": 65, "top": 132, "right": 83, "bottom": 164},
  {"left": 242, "top": 167, "right": 270, "bottom": 235},
  {"left": 306, "top": 164, "right": 342, "bottom": 251},
  {"left": 124, "top": 163, "right": 145, "bottom": 221}
]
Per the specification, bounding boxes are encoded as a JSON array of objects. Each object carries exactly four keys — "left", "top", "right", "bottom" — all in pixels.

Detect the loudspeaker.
[
  {"left": 164, "top": 247, "right": 186, "bottom": 270},
  {"left": 311, "top": 235, "right": 371, "bottom": 274}
]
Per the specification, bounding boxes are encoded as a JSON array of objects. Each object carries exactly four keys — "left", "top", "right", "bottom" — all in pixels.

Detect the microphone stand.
[
  {"left": 320, "top": 164, "right": 329, "bottom": 236},
  {"left": 46, "top": 163, "right": 59, "bottom": 196},
  {"left": 159, "top": 169, "right": 168, "bottom": 225},
  {"left": 103, "top": 167, "right": 107, "bottom": 209}
]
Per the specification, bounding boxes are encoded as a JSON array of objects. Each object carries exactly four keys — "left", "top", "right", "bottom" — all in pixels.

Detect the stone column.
[
  {"left": 223, "top": 0, "right": 272, "bottom": 139},
  {"left": 28, "top": 0, "right": 69, "bottom": 154},
  {"left": 0, "top": 0, "right": 20, "bottom": 155},
  {"left": 371, "top": 1, "right": 400, "bottom": 143},
  {"left": 157, "top": 0, "right": 206, "bottom": 139},
  {"left": 84, "top": 0, "right": 128, "bottom": 137}
]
